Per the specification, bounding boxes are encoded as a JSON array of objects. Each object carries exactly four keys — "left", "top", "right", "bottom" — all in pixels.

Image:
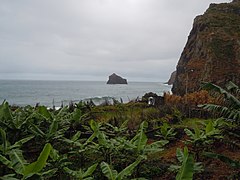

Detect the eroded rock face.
[
  {"left": 166, "top": 71, "right": 176, "bottom": 85},
  {"left": 107, "top": 73, "right": 128, "bottom": 84},
  {"left": 172, "top": 0, "right": 240, "bottom": 96}
]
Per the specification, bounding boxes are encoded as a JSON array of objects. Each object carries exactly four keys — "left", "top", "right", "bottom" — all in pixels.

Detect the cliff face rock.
[
  {"left": 166, "top": 71, "right": 177, "bottom": 85},
  {"left": 107, "top": 73, "right": 128, "bottom": 84},
  {"left": 172, "top": 0, "right": 240, "bottom": 96}
]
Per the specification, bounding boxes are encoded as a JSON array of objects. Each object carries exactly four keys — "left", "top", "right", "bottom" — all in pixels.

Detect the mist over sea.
[{"left": 0, "top": 80, "right": 172, "bottom": 107}]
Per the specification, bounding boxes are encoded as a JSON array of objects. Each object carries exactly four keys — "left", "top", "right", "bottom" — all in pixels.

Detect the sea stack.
[
  {"left": 172, "top": 0, "right": 240, "bottom": 96},
  {"left": 107, "top": 73, "right": 128, "bottom": 84}
]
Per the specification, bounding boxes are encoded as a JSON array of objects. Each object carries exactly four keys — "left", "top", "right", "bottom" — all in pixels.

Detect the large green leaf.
[
  {"left": 23, "top": 143, "right": 52, "bottom": 177},
  {"left": 173, "top": 147, "right": 203, "bottom": 180},
  {"left": 176, "top": 148, "right": 184, "bottom": 163},
  {"left": 0, "top": 128, "right": 7, "bottom": 154},
  {"left": 72, "top": 108, "right": 82, "bottom": 121},
  {"left": 85, "top": 120, "right": 101, "bottom": 145},
  {"left": 201, "top": 82, "right": 240, "bottom": 108},
  {"left": 184, "top": 129, "right": 195, "bottom": 140},
  {"left": 64, "top": 163, "right": 98, "bottom": 180},
  {"left": 176, "top": 154, "right": 194, "bottom": 180},
  {"left": 117, "top": 156, "right": 145, "bottom": 180},
  {"left": 63, "top": 167, "right": 79, "bottom": 178},
  {"left": 130, "top": 121, "right": 148, "bottom": 153},
  {"left": 205, "top": 121, "right": 213, "bottom": 134},
  {"left": 39, "top": 168, "right": 58, "bottom": 179},
  {"left": 175, "top": 147, "right": 194, "bottom": 180},
  {"left": 200, "top": 82, "right": 240, "bottom": 122},
  {"left": 10, "top": 135, "right": 34, "bottom": 150},
  {"left": 82, "top": 163, "right": 98, "bottom": 178},
  {"left": 71, "top": 131, "right": 81, "bottom": 142},
  {"left": 100, "top": 162, "right": 118, "bottom": 180},
  {"left": 37, "top": 106, "right": 53, "bottom": 121},
  {"left": 47, "top": 120, "right": 58, "bottom": 140},
  {"left": 0, "top": 154, "right": 12, "bottom": 168},
  {"left": 0, "top": 101, "right": 13, "bottom": 122},
  {"left": 203, "top": 152, "right": 240, "bottom": 168},
  {"left": 9, "top": 149, "right": 26, "bottom": 175},
  {"left": 63, "top": 163, "right": 98, "bottom": 179},
  {"left": 161, "top": 123, "right": 169, "bottom": 136},
  {"left": 90, "top": 120, "right": 99, "bottom": 133},
  {"left": 49, "top": 148, "right": 59, "bottom": 161},
  {"left": 101, "top": 156, "right": 145, "bottom": 180},
  {"left": 193, "top": 126, "right": 201, "bottom": 139},
  {"left": 29, "top": 123, "right": 45, "bottom": 138},
  {"left": 0, "top": 174, "right": 18, "bottom": 180},
  {"left": 144, "top": 140, "right": 168, "bottom": 154}
]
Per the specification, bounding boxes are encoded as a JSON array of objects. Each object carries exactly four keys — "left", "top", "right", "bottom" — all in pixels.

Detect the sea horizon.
[
  {"left": 0, "top": 80, "right": 172, "bottom": 107},
  {"left": 0, "top": 78, "right": 168, "bottom": 83}
]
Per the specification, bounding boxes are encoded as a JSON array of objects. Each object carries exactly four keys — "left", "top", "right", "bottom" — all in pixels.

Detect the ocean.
[{"left": 0, "top": 80, "right": 172, "bottom": 107}]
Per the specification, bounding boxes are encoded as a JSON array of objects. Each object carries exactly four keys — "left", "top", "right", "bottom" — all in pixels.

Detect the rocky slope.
[
  {"left": 172, "top": 0, "right": 240, "bottom": 95},
  {"left": 166, "top": 71, "right": 176, "bottom": 85},
  {"left": 107, "top": 73, "right": 128, "bottom": 84}
]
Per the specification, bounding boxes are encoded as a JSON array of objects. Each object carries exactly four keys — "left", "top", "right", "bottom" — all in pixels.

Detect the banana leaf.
[
  {"left": 203, "top": 152, "right": 240, "bottom": 168},
  {"left": 23, "top": 143, "right": 52, "bottom": 178},
  {"left": 0, "top": 128, "right": 7, "bottom": 154},
  {"left": 100, "top": 162, "right": 118, "bottom": 180},
  {"left": 0, "top": 101, "right": 13, "bottom": 122},
  {"left": 37, "top": 106, "right": 53, "bottom": 121}
]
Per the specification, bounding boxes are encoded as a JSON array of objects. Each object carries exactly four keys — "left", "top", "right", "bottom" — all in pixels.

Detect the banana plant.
[
  {"left": 29, "top": 119, "right": 63, "bottom": 142},
  {"left": 0, "top": 102, "right": 29, "bottom": 141},
  {"left": 0, "top": 128, "right": 34, "bottom": 156},
  {"left": 100, "top": 155, "right": 146, "bottom": 180},
  {"left": 62, "top": 131, "right": 82, "bottom": 147},
  {"left": 169, "top": 146, "right": 203, "bottom": 180},
  {"left": 0, "top": 101, "right": 13, "bottom": 123},
  {"left": 36, "top": 106, "right": 53, "bottom": 122},
  {"left": 102, "top": 120, "right": 128, "bottom": 137},
  {"left": 184, "top": 121, "right": 222, "bottom": 146},
  {"left": 0, "top": 106, "right": 26, "bottom": 131},
  {"left": 200, "top": 81, "right": 240, "bottom": 122},
  {"left": 0, "top": 143, "right": 52, "bottom": 179},
  {"left": 129, "top": 121, "right": 168, "bottom": 155},
  {"left": 84, "top": 120, "right": 102, "bottom": 145},
  {"left": 61, "top": 130, "right": 93, "bottom": 162},
  {"left": 29, "top": 106, "right": 69, "bottom": 142},
  {"left": 156, "top": 123, "right": 176, "bottom": 140},
  {"left": 86, "top": 120, "right": 127, "bottom": 164},
  {"left": 64, "top": 163, "right": 98, "bottom": 180},
  {"left": 62, "top": 120, "right": 112, "bottom": 166},
  {"left": 42, "top": 148, "right": 71, "bottom": 179}
]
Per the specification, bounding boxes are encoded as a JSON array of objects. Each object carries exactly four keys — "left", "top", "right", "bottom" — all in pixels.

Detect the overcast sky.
[{"left": 0, "top": 0, "right": 228, "bottom": 82}]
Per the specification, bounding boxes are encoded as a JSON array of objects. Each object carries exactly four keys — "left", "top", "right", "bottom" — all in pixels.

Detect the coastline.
[{"left": 0, "top": 80, "right": 172, "bottom": 107}]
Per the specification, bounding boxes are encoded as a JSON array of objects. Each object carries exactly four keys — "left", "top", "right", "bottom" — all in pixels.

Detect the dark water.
[{"left": 0, "top": 80, "right": 171, "bottom": 107}]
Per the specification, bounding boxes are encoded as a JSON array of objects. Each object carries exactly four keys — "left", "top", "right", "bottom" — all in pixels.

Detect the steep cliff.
[
  {"left": 172, "top": 0, "right": 240, "bottom": 95},
  {"left": 166, "top": 71, "right": 176, "bottom": 85}
]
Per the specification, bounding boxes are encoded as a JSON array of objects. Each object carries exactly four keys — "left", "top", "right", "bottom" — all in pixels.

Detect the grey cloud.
[{"left": 0, "top": 0, "right": 228, "bottom": 81}]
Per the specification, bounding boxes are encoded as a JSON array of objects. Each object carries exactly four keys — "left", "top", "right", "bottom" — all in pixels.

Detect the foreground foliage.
[
  {"left": 0, "top": 84, "right": 239, "bottom": 180},
  {"left": 200, "top": 81, "right": 240, "bottom": 122}
]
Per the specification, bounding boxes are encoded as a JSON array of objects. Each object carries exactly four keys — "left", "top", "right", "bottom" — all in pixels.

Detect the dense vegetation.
[{"left": 0, "top": 82, "right": 239, "bottom": 179}]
